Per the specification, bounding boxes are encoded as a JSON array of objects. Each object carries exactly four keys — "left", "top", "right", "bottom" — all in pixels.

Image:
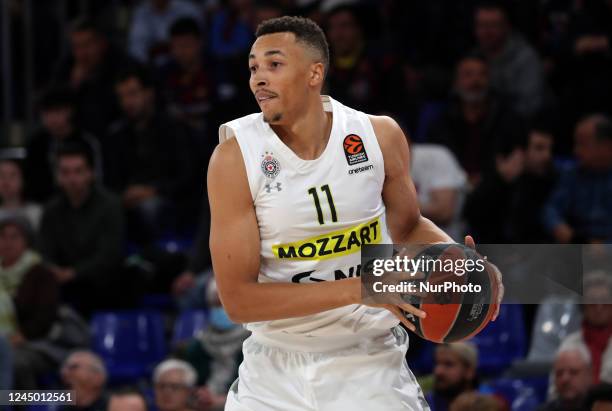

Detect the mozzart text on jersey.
[{"left": 272, "top": 217, "right": 381, "bottom": 260}]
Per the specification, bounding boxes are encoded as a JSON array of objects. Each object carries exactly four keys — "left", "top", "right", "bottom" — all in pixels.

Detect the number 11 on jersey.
[{"left": 308, "top": 184, "right": 338, "bottom": 225}]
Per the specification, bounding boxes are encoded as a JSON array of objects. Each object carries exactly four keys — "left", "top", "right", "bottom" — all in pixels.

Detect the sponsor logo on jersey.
[
  {"left": 343, "top": 134, "right": 369, "bottom": 166},
  {"left": 348, "top": 164, "right": 374, "bottom": 175},
  {"left": 272, "top": 217, "right": 381, "bottom": 261},
  {"left": 261, "top": 151, "right": 281, "bottom": 179},
  {"left": 291, "top": 263, "right": 362, "bottom": 283},
  {"left": 264, "top": 182, "right": 282, "bottom": 192}
]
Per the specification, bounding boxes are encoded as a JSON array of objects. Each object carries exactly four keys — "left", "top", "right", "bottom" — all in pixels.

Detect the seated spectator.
[
  {"left": 40, "top": 143, "right": 123, "bottom": 316},
  {"left": 540, "top": 344, "right": 593, "bottom": 411},
  {"left": 559, "top": 272, "right": 612, "bottom": 384},
  {"left": 0, "top": 335, "right": 10, "bottom": 390},
  {"left": 106, "top": 68, "right": 196, "bottom": 243},
  {"left": 555, "top": 0, "right": 612, "bottom": 153},
  {"left": 129, "top": 0, "right": 203, "bottom": 66},
  {"left": 23, "top": 87, "right": 102, "bottom": 203},
  {"left": 250, "top": 0, "right": 284, "bottom": 31},
  {"left": 52, "top": 18, "right": 133, "bottom": 138},
  {"left": 324, "top": 4, "right": 401, "bottom": 114},
  {"left": 172, "top": 204, "right": 212, "bottom": 310},
  {"left": 185, "top": 278, "right": 249, "bottom": 410},
  {"left": 0, "top": 216, "right": 60, "bottom": 389},
  {"left": 0, "top": 159, "right": 42, "bottom": 230},
  {"left": 473, "top": 2, "right": 545, "bottom": 118},
  {"left": 153, "top": 359, "right": 196, "bottom": 411},
  {"left": 464, "top": 123, "right": 557, "bottom": 243},
  {"left": 585, "top": 383, "right": 612, "bottom": 411},
  {"left": 59, "top": 350, "right": 108, "bottom": 411},
  {"left": 426, "top": 342, "right": 478, "bottom": 411},
  {"left": 410, "top": 139, "right": 467, "bottom": 241},
  {"left": 510, "top": 124, "right": 557, "bottom": 242},
  {"left": 450, "top": 392, "right": 503, "bottom": 411},
  {"left": 160, "top": 17, "right": 216, "bottom": 134},
  {"left": 427, "top": 54, "right": 526, "bottom": 183},
  {"left": 207, "top": 0, "right": 253, "bottom": 60},
  {"left": 108, "top": 389, "right": 148, "bottom": 411},
  {"left": 543, "top": 114, "right": 612, "bottom": 243}
]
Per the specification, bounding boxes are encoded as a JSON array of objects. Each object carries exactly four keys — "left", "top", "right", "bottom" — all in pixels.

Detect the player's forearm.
[
  {"left": 219, "top": 277, "right": 361, "bottom": 323},
  {"left": 396, "top": 215, "right": 453, "bottom": 244}
]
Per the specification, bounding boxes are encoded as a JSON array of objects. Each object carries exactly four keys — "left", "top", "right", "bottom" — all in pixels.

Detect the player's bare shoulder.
[
  {"left": 207, "top": 137, "right": 252, "bottom": 205},
  {"left": 367, "top": 114, "right": 411, "bottom": 176}
]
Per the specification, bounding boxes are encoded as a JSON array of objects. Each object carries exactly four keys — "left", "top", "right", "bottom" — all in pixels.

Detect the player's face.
[
  {"left": 433, "top": 349, "right": 473, "bottom": 393},
  {"left": 249, "top": 33, "right": 314, "bottom": 124},
  {"left": 154, "top": 369, "right": 192, "bottom": 411},
  {"left": 554, "top": 352, "right": 591, "bottom": 402}
]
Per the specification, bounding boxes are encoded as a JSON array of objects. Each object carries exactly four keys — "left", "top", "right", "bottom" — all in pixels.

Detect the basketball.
[{"left": 400, "top": 243, "right": 500, "bottom": 343}]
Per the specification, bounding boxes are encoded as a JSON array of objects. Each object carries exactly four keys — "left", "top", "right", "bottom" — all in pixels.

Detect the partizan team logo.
[
  {"left": 343, "top": 134, "right": 369, "bottom": 166},
  {"left": 261, "top": 151, "right": 281, "bottom": 179}
]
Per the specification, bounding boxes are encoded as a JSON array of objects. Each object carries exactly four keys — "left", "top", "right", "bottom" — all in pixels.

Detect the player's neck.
[{"left": 271, "top": 98, "right": 332, "bottom": 160}]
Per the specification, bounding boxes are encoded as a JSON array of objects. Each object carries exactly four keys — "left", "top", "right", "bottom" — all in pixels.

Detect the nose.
[{"left": 251, "top": 69, "right": 268, "bottom": 88}]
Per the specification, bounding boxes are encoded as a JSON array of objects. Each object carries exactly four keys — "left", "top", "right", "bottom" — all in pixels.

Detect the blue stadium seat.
[
  {"left": 406, "top": 340, "right": 436, "bottom": 375},
  {"left": 483, "top": 378, "right": 541, "bottom": 411},
  {"left": 415, "top": 101, "right": 448, "bottom": 142},
  {"left": 91, "top": 310, "right": 167, "bottom": 383},
  {"left": 172, "top": 309, "right": 208, "bottom": 346},
  {"left": 139, "top": 294, "right": 176, "bottom": 311},
  {"left": 25, "top": 405, "right": 59, "bottom": 411},
  {"left": 468, "top": 304, "right": 527, "bottom": 375}
]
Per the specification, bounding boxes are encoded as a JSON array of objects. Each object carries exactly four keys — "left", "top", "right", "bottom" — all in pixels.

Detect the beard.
[
  {"left": 263, "top": 112, "right": 282, "bottom": 123},
  {"left": 434, "top": 379, "right": 470, "bottom": 400},
  {"left": 457, "top": 89, "right": 488, "bottom": 103}
]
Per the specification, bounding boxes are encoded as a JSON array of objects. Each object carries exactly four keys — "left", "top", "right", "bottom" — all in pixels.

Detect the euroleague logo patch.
[
  {"left": 261, "top": 151, "right": 281, "bottom": 179},
  {"left": 343, "top": 134, "right": 369, "bottom": 166}
]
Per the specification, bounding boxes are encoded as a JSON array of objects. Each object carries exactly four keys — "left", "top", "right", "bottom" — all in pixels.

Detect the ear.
[{"left": 309, "top": 62, "right": 325, "bottom": 87}]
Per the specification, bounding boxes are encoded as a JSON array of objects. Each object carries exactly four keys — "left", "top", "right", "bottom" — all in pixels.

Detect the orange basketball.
[{"left": 400, "top": 244, "right": 500, "bottom": 343}]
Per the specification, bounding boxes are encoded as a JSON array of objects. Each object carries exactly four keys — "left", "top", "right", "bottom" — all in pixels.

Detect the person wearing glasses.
[{"left": 153, "top": 359, "right": 197, "bottom": 411}]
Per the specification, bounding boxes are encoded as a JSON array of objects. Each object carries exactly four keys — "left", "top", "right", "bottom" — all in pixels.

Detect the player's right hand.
[{"left": 362, "top": 270, "right": 427, "bottom": 332}]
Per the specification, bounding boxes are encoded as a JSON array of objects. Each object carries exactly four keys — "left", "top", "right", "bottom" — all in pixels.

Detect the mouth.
[
  {"left": 255, "top": 91, "right": 278, "bottom": 105},
  {"left": 257, "top": 96, "right": 276, "bottom": 102}
]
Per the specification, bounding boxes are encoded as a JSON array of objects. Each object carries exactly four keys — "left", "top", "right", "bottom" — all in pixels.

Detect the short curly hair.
[{"left": 255, "top": 16, "right": 329, "bottom": 75}]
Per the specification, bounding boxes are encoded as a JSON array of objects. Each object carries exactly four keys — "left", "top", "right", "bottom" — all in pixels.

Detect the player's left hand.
[{"left": 464, "top": 235, "right": 504, "bottom": 321}]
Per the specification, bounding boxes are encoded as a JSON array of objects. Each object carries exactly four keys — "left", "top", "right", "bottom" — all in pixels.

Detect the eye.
[
  {"left": 271, "top": 61, "right": 281, "bottom": 68},
  {"left": 249, "top": 65, "right": 257, "bottom": 73}
]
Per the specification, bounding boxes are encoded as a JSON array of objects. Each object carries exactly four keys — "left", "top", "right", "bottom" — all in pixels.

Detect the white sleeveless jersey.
[{"left": 218, "top": 96, "right": 398, "bottom": 351}]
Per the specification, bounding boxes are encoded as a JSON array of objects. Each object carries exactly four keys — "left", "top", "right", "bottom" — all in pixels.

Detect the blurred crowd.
[{"left": 0, "top": 0, "right": 612, "bottom": 410}]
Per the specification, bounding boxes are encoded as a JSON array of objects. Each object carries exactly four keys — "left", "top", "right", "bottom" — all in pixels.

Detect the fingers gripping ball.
[{"left": 400, "top": 244, "right": 500, "bottom": 343}]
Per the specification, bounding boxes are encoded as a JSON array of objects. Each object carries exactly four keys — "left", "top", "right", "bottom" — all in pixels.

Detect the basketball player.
[{"left": 208, "top": 16, "right": 502, "bottom": 411}]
